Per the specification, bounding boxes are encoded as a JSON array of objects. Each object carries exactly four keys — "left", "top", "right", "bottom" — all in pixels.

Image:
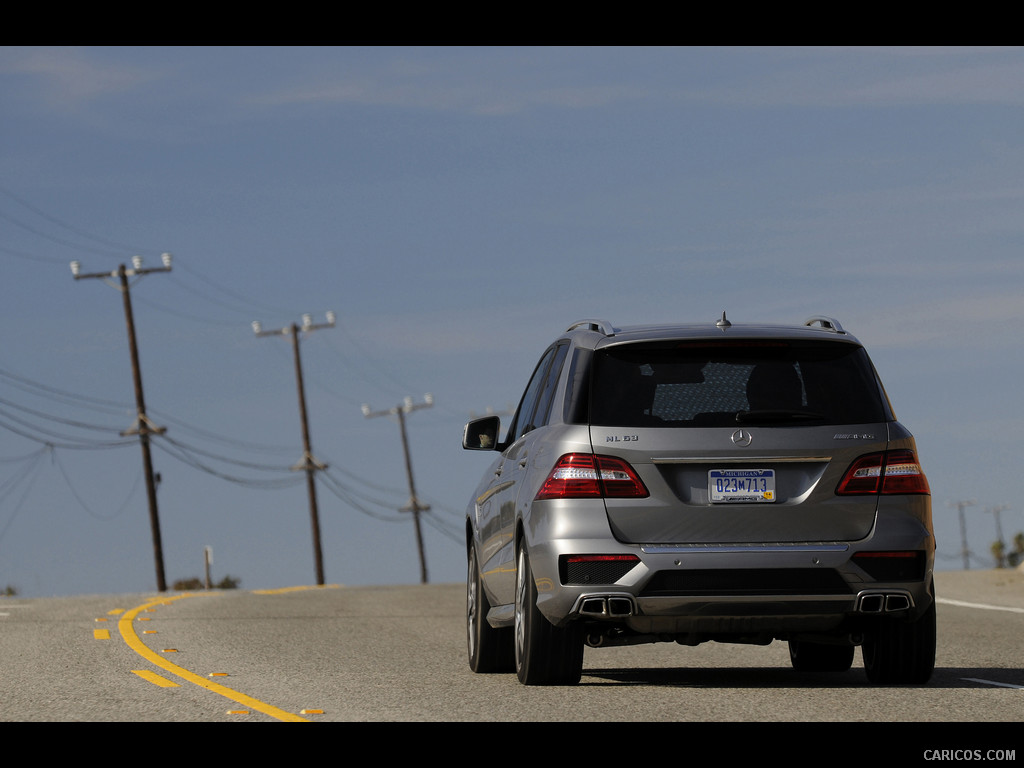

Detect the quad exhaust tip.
[
  {"left": 578, "top": 591, "right": 912, "bottom": 618},
  {"left": 857, "top": 591, "right": 912, "bottom": 613},
  {"left": 578, "top": 595, "right": 635, "bottom": 617}
]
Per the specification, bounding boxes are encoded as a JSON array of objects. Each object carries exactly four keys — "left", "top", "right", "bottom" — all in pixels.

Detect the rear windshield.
[{"left": 590, "top": 340, "right": 890, "bottom": 428}]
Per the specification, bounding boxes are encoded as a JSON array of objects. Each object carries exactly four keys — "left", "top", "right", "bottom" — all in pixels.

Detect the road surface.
[{"left": 1, "top": 570, "right": 1022, "bottom": 733}]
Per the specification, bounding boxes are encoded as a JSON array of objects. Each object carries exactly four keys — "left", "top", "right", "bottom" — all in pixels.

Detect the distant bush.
[
  {"left": 992, "top": 532, "right": 1024, "bottom": 568},
  {"left": 172, "top": 575, "right": 241, "bottom": 590}
]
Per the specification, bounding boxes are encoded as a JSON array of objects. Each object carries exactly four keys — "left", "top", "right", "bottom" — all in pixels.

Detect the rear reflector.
[
  {"left": 852, "top": 550, "right": 926, "bottom": 581},
  {"left": 565, "top": 554, "right": 641, "bottom": 564},
  {"left": 536, "top": 454, "right": 649, "bottom": 500},
  {"left": 561, "top": 554, "right": 641, "bottom": 585},
  {"left": 836, "top": 450, "right": 930, "bottom": 495}
]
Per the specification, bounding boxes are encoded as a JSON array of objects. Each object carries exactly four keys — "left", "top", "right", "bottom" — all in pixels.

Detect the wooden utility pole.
[
  {"left": 253, "top": 312, "right": 335, "bottom": 585},
  {"left": 71, "top": 254, "right": 172, "bottom": 592},
  {"left": 951, "top": 499, "right": 976, "bottom": 570},
  {"left": 362, "top": 395, "right": 433, "bottom": 584}
]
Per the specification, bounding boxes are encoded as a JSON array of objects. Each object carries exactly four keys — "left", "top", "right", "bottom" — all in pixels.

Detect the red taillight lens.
[
  {"left": 836, "top": 454, "right": 885, "bottom": 494},
  {"left": 836, "top": 450, "right": 930, "bottom": 495},
  {"left": 879, "top": 450, "right": 931, "bottom": 494},
  {"left": 535, "top": 454, "right": 649, "bottom": 500}
]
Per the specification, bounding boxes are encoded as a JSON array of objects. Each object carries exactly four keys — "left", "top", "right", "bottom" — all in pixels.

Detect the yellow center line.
[{"left": 118, "top": 593, "right": 309, "bottom": 722}]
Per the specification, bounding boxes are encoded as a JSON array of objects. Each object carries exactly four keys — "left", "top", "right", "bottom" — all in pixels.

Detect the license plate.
[{"left": 709, "top": 469, "right": 776, "bottom": 503}]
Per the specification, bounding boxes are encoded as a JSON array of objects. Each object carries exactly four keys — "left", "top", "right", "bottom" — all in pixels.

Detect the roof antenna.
[{"left": 716, "top": 311, "right": 732, "bottom": 329}]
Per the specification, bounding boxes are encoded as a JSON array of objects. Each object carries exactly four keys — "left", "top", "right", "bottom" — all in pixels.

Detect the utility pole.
[
  {"left": 362, "top": 395, "right": 433, "bottom": 584},
  {"left": 71, "top": 254, "right": 172, "bottom": 592},
  {"left": 988, "top": 504, "right": 1010, "bottom": 566},
  {"left": 253, "top": 312, "right": 335, "bottom": 586},
  {"left": 204, "top": 546, "right": 213, "bottom": 590},
  {"left": 989, "top": 504, "right": 1009, "bottom": 547},
  {"left": 951, "top": 499, "right": 976, "bottom": 570}
]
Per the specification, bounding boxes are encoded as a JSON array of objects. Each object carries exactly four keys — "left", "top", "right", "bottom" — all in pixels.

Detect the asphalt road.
[{"left": 2, "top": 570, "right": 1023, "bottom": 733}]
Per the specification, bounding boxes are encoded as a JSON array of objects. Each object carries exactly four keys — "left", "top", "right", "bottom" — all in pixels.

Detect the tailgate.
[{"left": 591, "top": 424, "right": 887, "bottom": 544}]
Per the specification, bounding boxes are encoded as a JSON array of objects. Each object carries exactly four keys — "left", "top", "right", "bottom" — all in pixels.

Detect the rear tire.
[
  {"left": 788, "top": 639, "right": 855, "bottom": 672},
  {"left": 514, "top": 546, "right": 584, "bottom": 685},
  {"left": 862, "top": 597, "right": 936, "bottom": 685},
  {"left": 467, "top": 543, "right": 513, "bottom": 673}
]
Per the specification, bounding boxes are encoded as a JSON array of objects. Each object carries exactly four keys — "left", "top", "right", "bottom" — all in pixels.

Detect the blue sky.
[{"left": 1, "top": 46, "right": 1022, "bottom": 597}]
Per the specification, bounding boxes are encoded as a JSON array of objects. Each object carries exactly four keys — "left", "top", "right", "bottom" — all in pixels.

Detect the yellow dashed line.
[
  {"left": 132, "top": 669, "right": 179, "bottom": 688},
  {"left": 252, "top": 584, "right": 339, "bottom": 595}
]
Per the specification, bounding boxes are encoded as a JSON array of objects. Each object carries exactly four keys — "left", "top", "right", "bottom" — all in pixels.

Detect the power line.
[
  {"left": 2, "top": 190, "right": 466, "bottom": 583},
  {"left": 0, "top": 395, "right": 126, "bottom": 434},
  {"left": 151, "top": 436, "right": 305, "bottom": 490},
  {"left": 317, "top": 468, "right": 408, "bottom": 523},
  {"left": 0, "top": 364, "right": 132, "bottom": 416},
  {"left": 0, "top": 448, "right": 48, "bottom": 547}
]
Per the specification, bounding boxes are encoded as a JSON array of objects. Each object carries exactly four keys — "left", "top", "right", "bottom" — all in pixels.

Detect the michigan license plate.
[{"left": 709, "top": 469, "right": 776, "bottom": 503}]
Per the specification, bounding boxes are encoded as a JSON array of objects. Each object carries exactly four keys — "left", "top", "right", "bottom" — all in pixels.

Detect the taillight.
[
  {"left": 535, "top": 454, "right": 649, "bottom": 500},
  {"left": 836, "top": 450, "right": 930, "bottom": 495}
]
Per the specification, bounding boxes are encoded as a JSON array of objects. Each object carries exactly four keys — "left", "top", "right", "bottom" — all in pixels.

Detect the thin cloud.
[
  {"left": 8, "top": 47, "right": 1024, "bottom": 123},
  {"left": 853, "top": 291, "right": 1024, "bottom": 351},
  {"left": 241, "top": 47, "right": 1024, "bottom": 121},
  {"left": 666, "top": 47, "right": 1024, "bottom": 109},
  {"left": 249, "top": 62, "right": 646, "bottom": 116},
  {"left": 0, "top": 47, "right": 160, "bottom": 108}
]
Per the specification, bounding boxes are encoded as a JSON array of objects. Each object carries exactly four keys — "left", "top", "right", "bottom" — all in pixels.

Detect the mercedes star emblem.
[{"left": 731, "top": 428, "right": 753, "bottom": 447}]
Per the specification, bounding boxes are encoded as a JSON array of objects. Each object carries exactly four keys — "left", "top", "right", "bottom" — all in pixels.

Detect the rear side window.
[
  {"left": 590, "top": 340, "right": 890, "bottom": 427},
  {"left": 507, "top": 343, "right": 569, "bottom": 443}
]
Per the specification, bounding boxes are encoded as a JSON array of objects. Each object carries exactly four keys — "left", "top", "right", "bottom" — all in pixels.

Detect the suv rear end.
[{"left": 463, "top": 316, "right": 935, "bottom": 685}]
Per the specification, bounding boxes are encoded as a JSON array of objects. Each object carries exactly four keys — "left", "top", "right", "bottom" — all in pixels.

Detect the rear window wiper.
[{"left": 735, "top": 410, "right": 825, "bottom": 424}]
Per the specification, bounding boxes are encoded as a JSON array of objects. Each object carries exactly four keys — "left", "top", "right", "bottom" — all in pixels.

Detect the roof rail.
[
  {"left": 567, "top": 319, "right": 616, "bottom": 335},
  {"left": 804, "top": 316, "right": 846, "bottom": 334}
]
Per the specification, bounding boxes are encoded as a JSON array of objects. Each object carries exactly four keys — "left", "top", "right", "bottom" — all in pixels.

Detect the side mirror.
[{"left": 463, "top": 415, "right": 501, "bottom": 451}]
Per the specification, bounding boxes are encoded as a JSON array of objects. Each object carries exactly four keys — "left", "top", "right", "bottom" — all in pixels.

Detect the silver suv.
[{"left": 463, "top": 315, "right": 935, "bottom": 686}]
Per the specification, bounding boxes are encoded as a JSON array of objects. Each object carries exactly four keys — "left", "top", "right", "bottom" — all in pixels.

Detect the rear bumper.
[
  {"left": 522, "top": 493, "right": 934, "bottom": 638},
  {"left": 574, "top": 587, "right": 927, "bottom": 637},
  {"left": 529, "top": 538, "right": 935, "bottom": 636}
]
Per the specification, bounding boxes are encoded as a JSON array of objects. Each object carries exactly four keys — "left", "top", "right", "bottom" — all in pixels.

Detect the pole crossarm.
[
  {"left": 252, "top": 311, "right": 336, "bottom": 338},
  {"left": 71, "top": 253, "right": 173, "bottom": 287},
  {"left": 120, "top": 414, "right": 168, "bottom": 437},
  {"left": 291, "top": 451, "right": 328, "bottom": 472}
]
